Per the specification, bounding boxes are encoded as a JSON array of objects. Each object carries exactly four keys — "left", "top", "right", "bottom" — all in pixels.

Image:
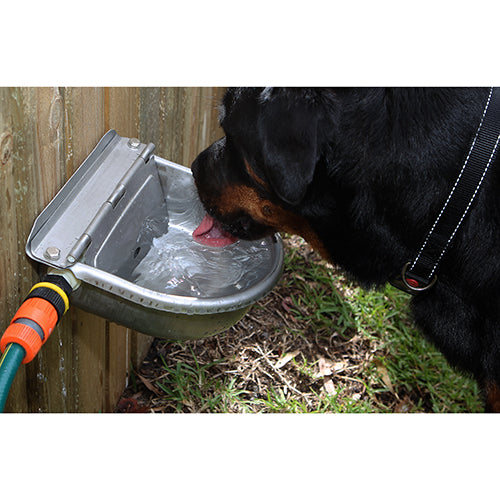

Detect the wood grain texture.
[
  {"left": 104, "top": 86, "right": 150, "bottom": 412},
  {"left": 0, "top": 87, "right": 226, "bottom": 412},
  {"left": 0, "top": 87, "right": 29, "bottom": 412}
]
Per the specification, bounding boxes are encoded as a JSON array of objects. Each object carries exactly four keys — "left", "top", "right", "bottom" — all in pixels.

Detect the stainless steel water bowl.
[{"left": 26, "top": 130, "right": 284, "bottom": 340}]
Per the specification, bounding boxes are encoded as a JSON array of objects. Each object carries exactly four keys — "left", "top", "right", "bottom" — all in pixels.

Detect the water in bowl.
[{"left": 130, "top": 215, "right": 275, "bottom": 298}]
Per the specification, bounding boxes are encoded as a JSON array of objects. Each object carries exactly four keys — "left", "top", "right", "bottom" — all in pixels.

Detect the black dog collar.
[{"left": 391, "top": 87, "right": 500, "bottom": 295}]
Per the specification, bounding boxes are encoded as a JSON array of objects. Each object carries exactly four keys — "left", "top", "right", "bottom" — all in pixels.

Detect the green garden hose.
[
  {"left": 0, "top": 271, "right": 76, "bottom": 412},
  {"left": 0, "top": 343, "right": 26, "bottom": 412}
]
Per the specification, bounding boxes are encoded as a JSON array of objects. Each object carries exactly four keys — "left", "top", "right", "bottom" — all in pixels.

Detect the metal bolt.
[
  {"left": 45, "top": 246, "right": 61, "bottom": 261},
  {"left": 127, "top": 138, "right": 141, "bottom": 149}
]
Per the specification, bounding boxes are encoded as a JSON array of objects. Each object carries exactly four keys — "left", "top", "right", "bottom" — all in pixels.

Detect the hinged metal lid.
[{"left": 26, "top": 130, "right": 155, "bottom": 268}]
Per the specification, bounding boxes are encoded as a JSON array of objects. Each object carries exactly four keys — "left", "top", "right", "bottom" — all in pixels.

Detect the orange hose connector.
[
  {"left": 0, "top": 276, "right": 72, "bottom": 364},
  {"left": 12, "top": 298, "right": 59, "bottom": 343},
  {"left": 0, "top": 323, "right": 42, "bottom": 364}
]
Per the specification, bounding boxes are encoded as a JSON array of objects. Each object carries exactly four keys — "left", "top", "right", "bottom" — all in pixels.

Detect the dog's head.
[{"left": 191, "top": 87, "right": 337, "bottom": 255}]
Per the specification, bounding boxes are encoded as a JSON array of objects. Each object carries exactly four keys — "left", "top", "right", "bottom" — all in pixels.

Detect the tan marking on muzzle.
[
  {"left": 244, "top": 159, "right": 269, "bottom": 189},
  {"left": 217, "top": 184, "right": 330, "bottom": 260}
]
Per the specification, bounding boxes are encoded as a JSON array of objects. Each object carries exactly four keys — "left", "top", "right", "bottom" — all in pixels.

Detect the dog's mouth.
[{"left": 192, "top": 214, "right": 239, "bottom": 247}]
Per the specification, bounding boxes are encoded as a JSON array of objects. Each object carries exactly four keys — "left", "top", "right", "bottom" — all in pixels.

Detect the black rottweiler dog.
[{"left": 191, "top": 87, "right": 500, "bottom": 412}]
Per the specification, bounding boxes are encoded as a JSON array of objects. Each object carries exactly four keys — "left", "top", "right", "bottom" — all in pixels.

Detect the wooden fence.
[{"left": 0, "top": 87, "right": 226, "bottom": 412}]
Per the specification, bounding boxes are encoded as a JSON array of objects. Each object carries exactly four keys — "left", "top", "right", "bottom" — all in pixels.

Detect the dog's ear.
[{"left": 257, "top": 93, "right": 319, "bottom": 206}]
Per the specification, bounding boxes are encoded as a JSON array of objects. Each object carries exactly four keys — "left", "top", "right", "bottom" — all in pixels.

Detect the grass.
[
  {"left": 154, "top": 349, "right": 252, "bottom": 412},
  {"left": 349, "top": 286, "right": 483, "bottom": 412},
  {"left": 123, "top": 235, "right": 484, "bottom": 413}
]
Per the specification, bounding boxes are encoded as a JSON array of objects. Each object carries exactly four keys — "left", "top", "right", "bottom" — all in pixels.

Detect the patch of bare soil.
[{"left": 116, "top": 236, "right": 396, "bottom": 413}]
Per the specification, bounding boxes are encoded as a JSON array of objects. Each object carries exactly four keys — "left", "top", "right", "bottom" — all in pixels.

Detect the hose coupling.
[{"left": 0, "top": 274, "right": 73, "bottom": 364}]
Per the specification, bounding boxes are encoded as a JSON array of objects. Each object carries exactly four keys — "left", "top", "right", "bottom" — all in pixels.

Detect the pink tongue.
[{"left": 193, "top": 214, "right": 238, "bottom": 247}]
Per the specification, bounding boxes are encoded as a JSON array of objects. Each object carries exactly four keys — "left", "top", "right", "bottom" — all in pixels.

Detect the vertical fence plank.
[
  {"left": 197, "top": 87, "right": 225, "bottom": 157},
  {"left": 62, "top": 87, "right": 108, "bottom": 412},
  {"left": 0, "top": 87, "right": 29, "bottom": 412},
  {"left": 24, "top": 87, "right": 75, "bottom": 412},
  {"left": 157, "top": 88, "right": 183, "bottom": 163},
  {"left": 148, "top": 87, "right": 225, "bottom": 165},
  {"left": 138, "top": 87, "right": 162, "bottom": 148},
  {"left": 104, "top": 87, "right": 154, "bottom": 411}
]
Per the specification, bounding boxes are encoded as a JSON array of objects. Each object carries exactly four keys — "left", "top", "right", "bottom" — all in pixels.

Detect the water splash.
[{"left": 131, "top": 224, "right": 273, "bottom": 298}]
